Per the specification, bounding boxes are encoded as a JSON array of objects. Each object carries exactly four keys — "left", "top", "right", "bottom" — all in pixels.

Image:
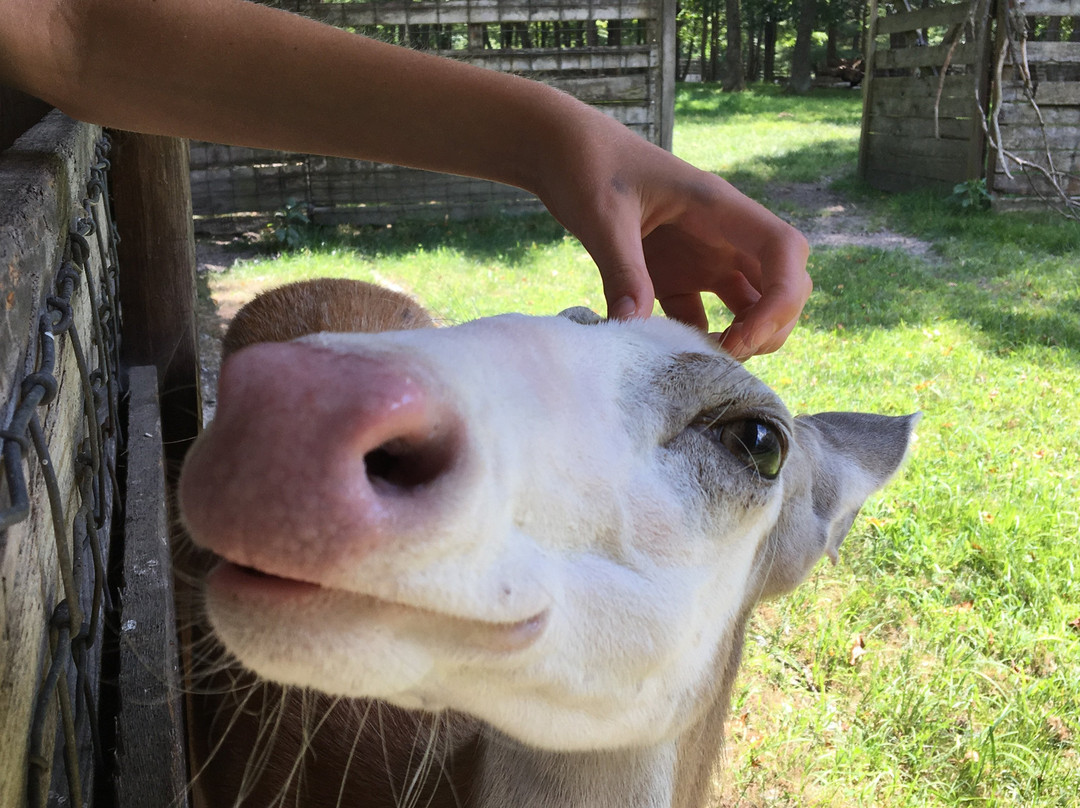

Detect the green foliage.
[
  {"left": 264, "top": 197, "right": 314, "bottom": 251},
  {"left": 206, "top": 85, "right": 1080, "bottom": 808},
  {"left": 949, "top": 178, "right": 993, "bottom": 212}
]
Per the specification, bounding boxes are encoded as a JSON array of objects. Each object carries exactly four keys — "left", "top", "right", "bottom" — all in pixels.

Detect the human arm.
[{"left": 0, "top": 0, "right": 810, "bottom": 357}]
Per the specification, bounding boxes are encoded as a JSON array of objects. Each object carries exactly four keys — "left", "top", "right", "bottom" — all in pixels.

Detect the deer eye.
[
  {"left": 693, "top": 416, "right": 786, "bottom": 480},
  {"left": 721, "top": 419, "right": 785, "bottom": 479}
]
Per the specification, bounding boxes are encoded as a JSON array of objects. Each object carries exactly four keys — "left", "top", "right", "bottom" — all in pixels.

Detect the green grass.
[
  {"left": 673, "top": 84, "right": 864, "bottom": 196},
  {"left": 204, "top": 83, "right": 1080, "bottom": 808},
  {"left": 212, "top": 215, "right": 605, "bottom": 322}
]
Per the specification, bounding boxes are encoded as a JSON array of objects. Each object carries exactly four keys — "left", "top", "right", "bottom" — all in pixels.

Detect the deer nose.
[{"left": 179, "top": 340, "right": 464, "bottom": 574}]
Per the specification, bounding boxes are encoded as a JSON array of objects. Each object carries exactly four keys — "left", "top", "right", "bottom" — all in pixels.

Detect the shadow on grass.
[
  {"left": 285, "top": 211, "right": 572, "bottom": 266},
  {"left": 799, "top": 244, "right": 1080, "bottom": 358},
  {"left": 718, "top": 139, "right": 861, "bottom": 198}
]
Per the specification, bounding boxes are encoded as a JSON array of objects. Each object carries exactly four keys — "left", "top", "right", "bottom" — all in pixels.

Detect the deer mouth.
[{"left": 206, "top": 560, "right": 550, "bottom": 656}]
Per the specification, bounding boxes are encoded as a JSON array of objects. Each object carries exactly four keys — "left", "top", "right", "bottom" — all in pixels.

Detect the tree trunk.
[
  {"left": 722, "top": 0, "right": 746, "bottom": 91},
  {"left": 709, "top": 0, "right": 722, "bottom": 81},
  {"left": 610, "top": 18, "right": 623, "bottom": 47},
  {"left": 788, "top": 0, "right": 817, "bottom": 93},
  {"left": 680, "top": 38, "right": 696, "bottom": 81},
  {"left": 763, "top": 16, "right": 777, "bottom": 83},
  {"left": 699, "top": 8, "right": 710, "bottom": 80},
  {"left": 746, "top": 21, "right": 759, "bottom": 82}
]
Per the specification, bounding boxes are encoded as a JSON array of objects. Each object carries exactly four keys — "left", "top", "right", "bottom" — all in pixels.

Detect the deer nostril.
[{"left": 364, "top": 432, "right": 457, "bottom": 492}]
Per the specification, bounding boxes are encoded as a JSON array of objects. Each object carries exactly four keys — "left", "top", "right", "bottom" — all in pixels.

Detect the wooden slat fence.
[
  {"left": 989, "top": 0, "right": 1080, "bottom": 202},
  {"left": 190, "top": 0, "right": 677, "bottom": 228},
  {"left": 858, "top": 0, "right": 996, "bottom": 192},
  {"left": 859, "top": 0, "right": 1080, "bottom": 208}
]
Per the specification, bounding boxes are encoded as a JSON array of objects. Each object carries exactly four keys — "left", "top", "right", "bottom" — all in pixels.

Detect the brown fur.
[{"left": 221, "top": 278, "right": 433, "bottom": 359}]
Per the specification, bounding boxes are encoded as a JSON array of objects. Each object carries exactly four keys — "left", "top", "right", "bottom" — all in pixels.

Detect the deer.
[{"left": 176, "top": 278, "right": 917, "bottom": 808}]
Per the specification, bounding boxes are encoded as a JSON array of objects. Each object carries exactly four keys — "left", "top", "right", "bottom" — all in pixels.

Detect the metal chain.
[{"left": 0, "top": 135, "right": 121, "bottom": 808}]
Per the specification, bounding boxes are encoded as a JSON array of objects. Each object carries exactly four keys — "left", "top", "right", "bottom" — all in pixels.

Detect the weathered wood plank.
[
  {"left": 874, "top": 3, "right": 973, "bottom": 36},
  {"left": 858, "top": 0, "right": 880, "bottom": 184},
  {"left": 863, "top": 113, "right": 978, "bottom": 140},
  {"left": 0, "top": 111, "right": 103, "bottom": 808},
  {"left": 991, "top": 145, "right": 1080, "bottom": 168},
  {"left": 110, "top": 132, "right": 202, "bottom": 454},
  {"left": 865, "top": 131, "right": 976, "bottom": 162},
  {"left": 1007, "top": 41, "right": 1080, "bottom": 65},
  {"left": 115, "top": 365, "right": 189, "bottom": 808},
  {"left": 996, "top": 124, "right": 1080, "bottom": 150},
  {"left": 869, "top": 91, "right": 981, "bottom": 120},
  {"left": 991, "top": 169, "right": 1080, "bottom": 194},
  {"left": 1000, "top": 81, "right": 1080, "bottom": 106},
  {"left": 304, "top": 0, "right": 660, "bottom": 26},
  {"left": 451, "top": 47, "right": 654, "bottom": 72},
  {"left": 862, "top": 164, "right": 964, "bottom": 191},
  {"left": 1016, "top": 0, "right": 1080, "bottom": 15},
  {"left": 870, "top": 73, "right": 981, "bottom": 99},
  {"left": 863, "top": 131, "right": 980, "bottom": 189},
  {"left": 874, "top": 41, "right": 983, "bottom": 71},
  {"left": 996, "top": 102, "right": 1080, "bottom": 126}
]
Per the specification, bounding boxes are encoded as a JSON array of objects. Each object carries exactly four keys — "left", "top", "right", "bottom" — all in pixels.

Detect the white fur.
[{"left": 180, "top": 305, "right": 916, "bottom": 806}]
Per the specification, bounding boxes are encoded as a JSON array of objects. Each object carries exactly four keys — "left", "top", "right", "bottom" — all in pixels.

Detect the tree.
[
  {"left": 788, "top": 0, "right": 817, "bottom": 93},
  {"left": 722, "top": 0, "right": 746, "bottom": 90}
]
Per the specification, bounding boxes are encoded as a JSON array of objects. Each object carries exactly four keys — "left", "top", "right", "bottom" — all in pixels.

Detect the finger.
[
  {"left": 658, "top": 293, "right": 708, "bottom": 331},
  {"left": 585, "top": 208, "right": 656, "bottom": 321},
  {"left": 717, "top": 299, "right": 804, "bottom": 359},
  {"left": 754, "top": 315, "right": 801, "bottom": 356}
]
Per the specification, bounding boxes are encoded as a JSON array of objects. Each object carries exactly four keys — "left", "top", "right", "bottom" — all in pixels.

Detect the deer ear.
[
  {"left": 757, "top": 412, "right": 920, "bottom": 600},
  {"left": 557, "top": 306, "right": 604, "bottom": 325}
]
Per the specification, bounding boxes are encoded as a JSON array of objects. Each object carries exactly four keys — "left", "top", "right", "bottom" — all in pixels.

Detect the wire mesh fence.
[{"left": 1, "top": 124, "right": 121, "bottom": 808}]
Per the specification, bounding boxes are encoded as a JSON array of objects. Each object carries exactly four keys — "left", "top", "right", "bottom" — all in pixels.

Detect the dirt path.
[{"left": 771, "top": 182, "right": 934, "bottom": 257}]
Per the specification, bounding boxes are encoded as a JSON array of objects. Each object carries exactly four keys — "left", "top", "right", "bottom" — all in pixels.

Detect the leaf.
[{"left": 848, "top": 633, "right": 866, "bottom": 665}]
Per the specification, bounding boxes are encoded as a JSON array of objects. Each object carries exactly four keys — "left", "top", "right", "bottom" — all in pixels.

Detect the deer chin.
[{"left": 205, "top": 559, "right": 551, "bottom": 667}]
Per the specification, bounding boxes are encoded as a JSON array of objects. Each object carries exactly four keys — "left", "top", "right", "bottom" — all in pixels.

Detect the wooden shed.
[
  {"left": 858, "top": 0, "right": 1080, "bottom": 211},
  {"left": 190, "top": 0, "right": 677, "bottom": 228}
]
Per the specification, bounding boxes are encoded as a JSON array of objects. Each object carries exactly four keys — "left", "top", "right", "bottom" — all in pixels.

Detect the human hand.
[{"left": 534, "top": 108, "right": 811, "bottom": 360}]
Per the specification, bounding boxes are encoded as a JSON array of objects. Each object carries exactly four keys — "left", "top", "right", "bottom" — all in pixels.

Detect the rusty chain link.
[{"left": 0, "top": 134, "right": 121, "bottom": 808}]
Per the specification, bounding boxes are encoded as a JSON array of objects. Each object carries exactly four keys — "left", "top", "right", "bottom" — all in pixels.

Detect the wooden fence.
[
  {"left": 989, "top": 0, "right": 1080, "bottom": 203},
  {"left": 859, "top": 0, "right": 1080, "bottom": 207},
  {"left": 1, "top": 114, "right": 190, "bottom": 808},
  {"left": 1, "top": 113, "right": 117, "bottom": 808},
  {"left": 858, "top": 0, "right": 995, "bottom": 192},
  {"left": 190, "top": 0, "right": 677, "bottom": 228}
]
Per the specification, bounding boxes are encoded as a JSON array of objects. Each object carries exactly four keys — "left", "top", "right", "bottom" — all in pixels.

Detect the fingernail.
[
  {"left": 609, "top": 296, "right": 640, "bottom": 320},
  {"left": 714, "top": 325, "right": 752, "bottom": 360}
]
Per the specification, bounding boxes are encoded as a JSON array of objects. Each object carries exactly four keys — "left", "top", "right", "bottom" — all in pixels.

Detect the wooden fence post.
[
  {"left": 857, "top": 0, "right": 879, "bottom": 184},
  {"left": 109, "top": 131, "right": 202, "bottom": 451},
  {"left": 659, "top": 0, "right": 677, "bottom": 152}
]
